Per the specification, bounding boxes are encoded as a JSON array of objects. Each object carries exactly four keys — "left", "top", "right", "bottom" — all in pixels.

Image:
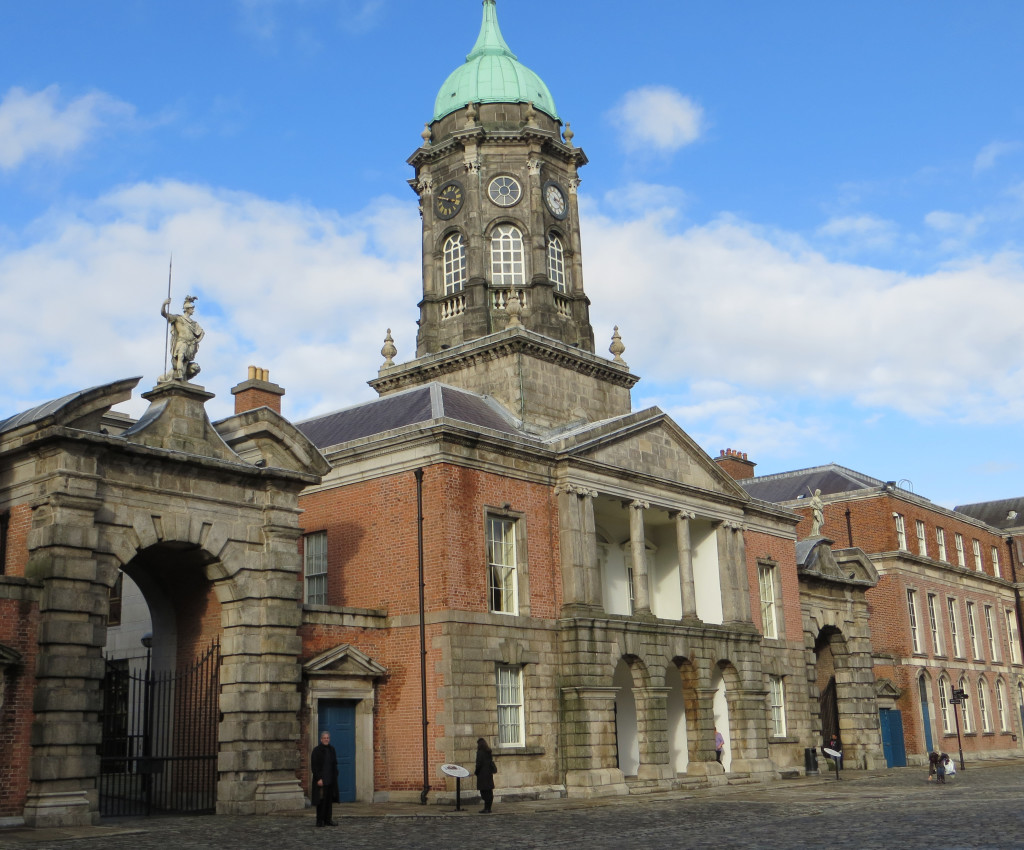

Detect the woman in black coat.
[{"left": 474, "top": 738, "right": 496, "bottom": 813}]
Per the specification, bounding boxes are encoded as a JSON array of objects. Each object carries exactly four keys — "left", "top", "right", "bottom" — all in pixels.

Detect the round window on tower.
[{"left": 488, "top": 175, "right": 522, "bottom": 207}]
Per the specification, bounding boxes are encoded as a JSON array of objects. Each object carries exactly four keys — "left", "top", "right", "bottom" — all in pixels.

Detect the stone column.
[
  {"left": 23, "top": 476, "right": 109, "bottom": 828},
  {"left": 718, "top": 521, "right": 752, "bottom": 624},
  {"left": 674, "top": 511, "right": 698, "bottom": 620},
  {"left": 556, "top": 485, "right": 600, "bottom": 613},
  {"left": 560, "top": 686, "right": 629, "bottom": 798},
  {"left": 628, "top": 500, "right": 651, "bottom": 616},
  {"left": 556, "top": 485, "right": 585, "bottom": 609},
  {"left": 633, "top": 686, "right": 675, "bottom": 782},
  {"left": 687, "top": 686, "right": 722, "bottom": 776},
  {"left": 216, "top": 515, "right": 306, "bottom": 815}
]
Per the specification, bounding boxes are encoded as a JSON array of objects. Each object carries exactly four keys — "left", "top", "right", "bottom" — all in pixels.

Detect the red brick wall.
[
  {"left": 299, "top": 464, "right": 561, "bottom": 618},
  {"left": 793, "top": 493, "right": 1008, "bottom": 579},
  {"left": 3, "top": 503, "right": 31, "bottom": 577},
  {"left": 744, "top": 529, "right": 801, "bottom": 643},
  {"left": 0, "top": 593, "right": 39, "bottom": 816},
  {"left": 296, "top": 462, "right": 562, "bottom": 794}
]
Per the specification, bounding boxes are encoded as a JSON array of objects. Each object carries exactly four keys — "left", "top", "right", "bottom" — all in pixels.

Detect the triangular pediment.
[
  {"left": 876, "top": 678, "right": 901, "bottom": 699},
  {"left": 549, "top": 408, "right": 749, "bottom": 500},
  {"left": 304, "top": 644, "right": 386, "bottom": 679}
]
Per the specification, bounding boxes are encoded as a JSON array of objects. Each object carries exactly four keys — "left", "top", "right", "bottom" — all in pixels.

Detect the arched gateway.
[{"left": 1, "top": 377, "right": 327, "bottom": 828}]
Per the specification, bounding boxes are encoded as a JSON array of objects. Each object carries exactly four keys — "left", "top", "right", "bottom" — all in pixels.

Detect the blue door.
[
  {"left": 879, "top": 708, "right": 907, "bottom": 768},
  {"left": 919, "top": 678, "right": 934, "bottom": 754},
  {"left": 319, "top": 700, "right": 357, "bottom": 802}
]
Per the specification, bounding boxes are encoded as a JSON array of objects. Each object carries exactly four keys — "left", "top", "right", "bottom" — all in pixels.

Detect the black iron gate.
[{"left": 98, "top": 640, "right": 220, "bottom": 817}]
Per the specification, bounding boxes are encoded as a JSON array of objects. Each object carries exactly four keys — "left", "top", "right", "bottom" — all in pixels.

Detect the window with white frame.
[
  {"left": 916, "top": 520, "right": 928, "bottom": 556},
  {"left": 985, "top": 605, "right": 999, "bottom": 661},
  {"left": 443, "top": 233, "right": 467, "bottom": 295},
  {"left": 978, "top": 678, "right": 992, "bottom": 732},
  {"left": 954, "top": 532, "right": 966, "bottom": 567},
  {"left": 907, "top": 589, "right": 921, "bottom": 653},
  {"left": 546, "top": 233, "right": 568, "bottom": 293},
  {"left": 1006, "top": 609, "right": 1022, "bottom": 664},
  {"left": 769, "top": 675, "right": 786, "bottom": 737},
  {"left": 894, "top": 513, "right": 907, "bottom": 550},
  {"left": 939, "top": 675, "right": 952, "bottom": 733},
  {"left": 992, "top": 546, "right": 1001, "bottom": 577},
  {"left": 487, "top": 515, "right": 518, "bottom": 615},
  {"left": 758, "top": 563, "right": 779, "bottom": 639},
  {"left": 496, "top": 664, "right": 524, "bottom": 747},
  {"left": 303, "top": 531, "right": 328, "bottom": 605},
  {"left": 959, "top": 677, "right": 973, "bottom": 733},
  {"left": 966, "top": 602, "right": 981, "bottom": 659},
  {"left": 490, "top": 224, "right": 525, "bottom": 287},
  {"left": 972, "top": 539, "right": 982, "bottom": 571},
  {"left": 947, "top": 598, "right": 963, "bottom": 657},
  {"left": 936, "top": 528, "right": 947, "bottom": 562},
  {"left": 927, "top": 593, "right": 944, "bottom": 655},
  {"left": 996, "top": 679, "right": 1008, "bottom": 730}
]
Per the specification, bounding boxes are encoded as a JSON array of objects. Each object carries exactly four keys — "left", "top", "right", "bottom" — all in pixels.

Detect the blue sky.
[{"left": 2, "top": 1, "right": 1023, "bottom": 508}]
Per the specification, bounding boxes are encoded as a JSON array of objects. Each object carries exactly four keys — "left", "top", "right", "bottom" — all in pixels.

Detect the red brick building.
[{"left": 741, "top": 463, "right": 1024, "bottom": 766}]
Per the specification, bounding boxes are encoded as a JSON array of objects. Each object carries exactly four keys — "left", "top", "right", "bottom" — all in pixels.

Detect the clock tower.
[
  {"left": 408, "top": 0, "right": 594, "bottom": 355},
  {"left": 370, "top": 0, "right": 636, "bottom": 430}
]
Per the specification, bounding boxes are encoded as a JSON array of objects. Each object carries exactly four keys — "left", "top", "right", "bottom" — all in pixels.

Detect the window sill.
[
  {"left": 495, "top": 746, "right": 544, "bottom": 757},
  {"left": 768, "top": 736, "right": 799, "bottom": 744}
]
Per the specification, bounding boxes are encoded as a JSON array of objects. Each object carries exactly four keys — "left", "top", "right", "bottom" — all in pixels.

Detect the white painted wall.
[
  {"left": 613, "top": 661, "right": 639, "bottom": 776},
  {"left": 692, "top": 519, "right": 723, "bottom": 624}
]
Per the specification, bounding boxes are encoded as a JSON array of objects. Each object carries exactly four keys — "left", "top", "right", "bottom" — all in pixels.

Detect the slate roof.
[
  {"left": 739, "top": 463, "right": 885, "bottom": 503},
  {"left": 954, "top": 498, "right": 1024, "bottom": 530},
  {"left": 295, "top": 382, "right": 522, "bottom": 449}
]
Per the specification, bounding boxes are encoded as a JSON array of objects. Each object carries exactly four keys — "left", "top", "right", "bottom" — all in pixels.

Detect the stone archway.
[{"left": 5, "top": 378, "right": 328, "bottom": 828}]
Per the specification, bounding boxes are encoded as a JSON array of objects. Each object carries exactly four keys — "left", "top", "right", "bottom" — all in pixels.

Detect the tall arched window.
[
  {"left": 443, "top": 233, "right": 466, "bottom": 295},
  {"left": 547, "top": 233, "right": 568, "bottom": 293},
  {"left": 490, "top": 224, "right": 524, "bottom": 287},
  {"left": 996, "top": 679, "right": 1008, "bottom": 730},
  {"left": 958, "top": 676, "right": 973, "bottom": 733},
  {"left": 978, "top": 678, "right": 991, "bottom": 732},
  {"left": 939, "top": 675, "right": 952, "bottom": 733}
]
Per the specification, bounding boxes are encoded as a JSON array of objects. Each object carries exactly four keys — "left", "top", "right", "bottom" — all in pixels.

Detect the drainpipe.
[
  {"left": 1007, "top": 537, "right": 1024, "bottom": 669},
  {"left": 845, "top": 508, "right": 854, "bottom": 548},
  {"left": 416, "top": 468, "right": 429, "bottom": 805}
]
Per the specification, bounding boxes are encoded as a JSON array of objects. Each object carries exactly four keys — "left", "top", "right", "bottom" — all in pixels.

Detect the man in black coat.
[{"left": 311, "top": 731, "right": 339, "bottom": 827}]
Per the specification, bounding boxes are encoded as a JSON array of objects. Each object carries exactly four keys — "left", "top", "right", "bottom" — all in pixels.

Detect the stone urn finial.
[
  {"left": 523, "top": 101, "right": 536, "bottom": 127},
  {"left": 506, "top": 290, "right": 523, "bottom": 327},
  {"left": 609, "top": 325, "right": 627, "bottom": 365},
  {"left": 563, "top": 122, "right": 574, "bottom": 147},
  {"left": 465, "top": 101, "right": 478, "bottom": 128},
  {"left": 380, "top": 328, "right": 397, "bottom": 369},
  {"left": 421, "top": 123, "right": 432, "bottom": 144}
]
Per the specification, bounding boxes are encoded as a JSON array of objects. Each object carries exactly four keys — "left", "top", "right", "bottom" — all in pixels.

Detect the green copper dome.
[{"left": 433, "top": 0, "right": 558, "bottom": 122}]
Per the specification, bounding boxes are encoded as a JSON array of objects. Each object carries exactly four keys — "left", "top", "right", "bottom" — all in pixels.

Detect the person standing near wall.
[
  {"left": 311, "top": 731, "right": 339, "bottom": 827},
  {"left": 475, "top": 738, "right": 496, "bottom": 813}
]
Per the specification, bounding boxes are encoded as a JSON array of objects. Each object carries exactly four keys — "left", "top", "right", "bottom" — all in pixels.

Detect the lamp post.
[{"left": 950, "top": 686, "right": 967, "bottom": 772}]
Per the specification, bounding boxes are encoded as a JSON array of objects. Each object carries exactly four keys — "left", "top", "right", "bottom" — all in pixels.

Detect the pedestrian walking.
[{"left": 475, "top": 737, "right": 497, "bottom": 813}]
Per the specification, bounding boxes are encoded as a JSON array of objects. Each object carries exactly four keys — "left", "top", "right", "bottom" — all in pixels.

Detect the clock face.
[
  {"left": 543, "top": 181, "right": 567, "bottom": 219},
  {"left": 435, "top": 181, "right": 464, "bottom": 220},
  {"left": 488, "top": 175, "right": 522, "bottom": 207}
]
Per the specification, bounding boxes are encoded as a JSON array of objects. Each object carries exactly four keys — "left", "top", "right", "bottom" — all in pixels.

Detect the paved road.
[{"left": 5, "top": 763, "right": 1024, "bottom": 850}]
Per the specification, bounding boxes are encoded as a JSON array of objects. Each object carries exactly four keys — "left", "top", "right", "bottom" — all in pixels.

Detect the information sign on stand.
[{"left": 440, "top": 763, "right": 471, "bottom": 811}]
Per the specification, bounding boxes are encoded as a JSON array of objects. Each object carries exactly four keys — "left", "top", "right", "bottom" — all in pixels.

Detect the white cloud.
[
  {"left": 974, "top": 140, "right": 1022, "bottom": 173},
  {"left": 0, "top": 180, "right": 421, "bottom": 422},
  {"left": 0, "top": 85, "right": 134, "bottom": 171},
  {"left": 582, "top": 205, "right": 1024, "bottom": 425},
  {"left": 607, "top": 86, "right": 704, "bottom": 154},
  {"left": 816, "top": 215, "right": 898, "bottom": 252}
]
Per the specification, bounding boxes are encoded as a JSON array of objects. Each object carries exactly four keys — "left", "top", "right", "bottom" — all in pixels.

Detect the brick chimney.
[
  {"left": 713, "top": 448, "right": 756, "bottom": 480},
  {"left": 231, "top": 366, "right": 285, "bottom": 415}
]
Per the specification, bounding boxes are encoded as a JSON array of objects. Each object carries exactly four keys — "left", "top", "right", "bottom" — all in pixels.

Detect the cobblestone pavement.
[{"left": 5, "top": 762, "right": 1024, "bottom": 850}]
